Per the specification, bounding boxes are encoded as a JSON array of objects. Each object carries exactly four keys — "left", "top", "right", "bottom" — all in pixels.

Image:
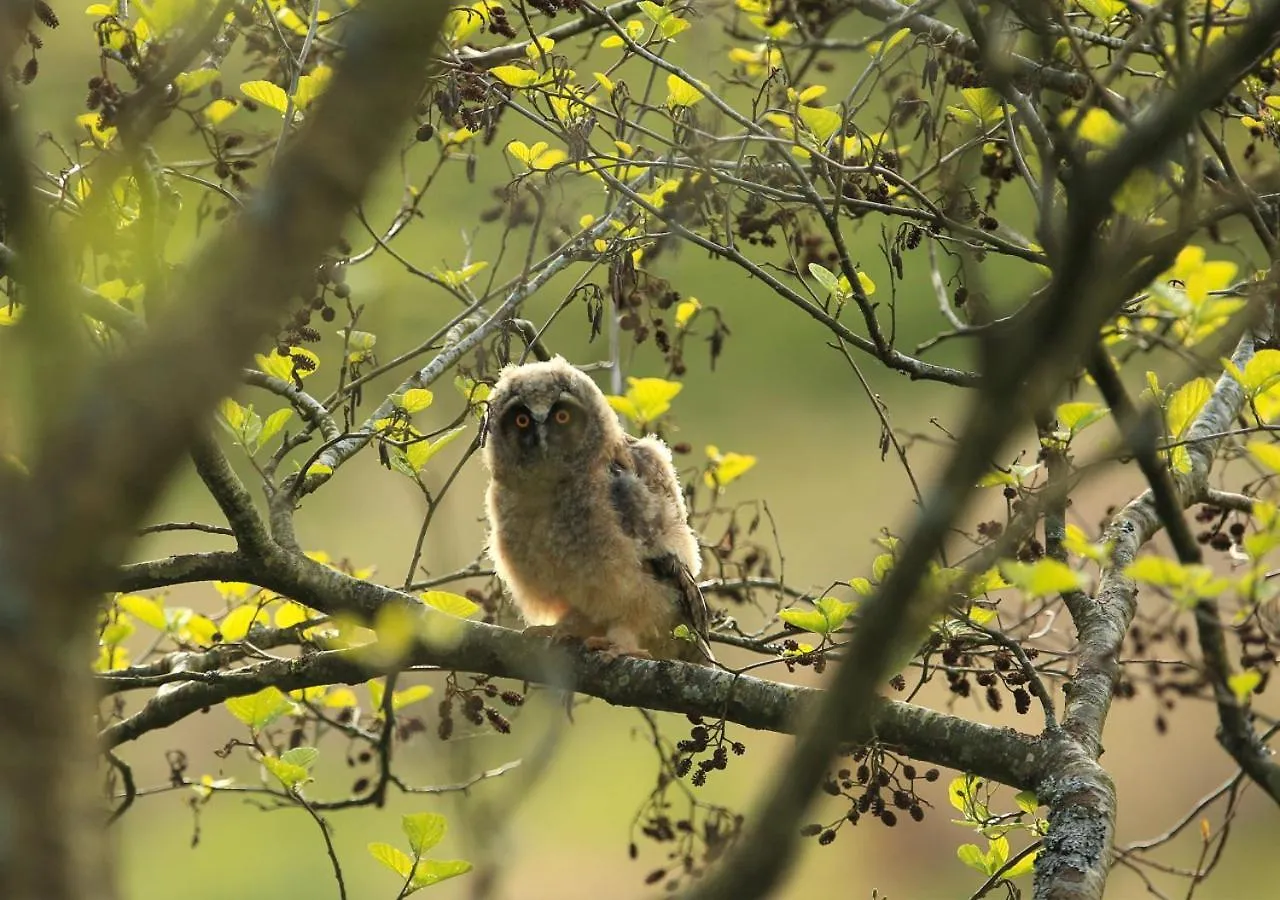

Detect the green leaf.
[
  {"left": 280, "top": 746, "right": 319, "bottom": 770},
  {"left": 957, "top": 843, "right": 988, "bottom": 874},
  {"left": 1077, "top": 0, "right": 1125, "bottom": 19},
  {"left": 1005, "top": 847, "right": 1039, "bottom": 879},
  {"left": 116, "top": 594, "right": 167, "bottom": 630},
  {"left": 1056, "top": 401, "right": 1108, "bottom": 436},
  {"left": 401, "top": 388, "right": 434, "bottom": 414},
  {"left": 410, "top": 860, "right": 472, "bottom": 891},
  {"left": 174, "top": 68, "right": 218, "bottom": 97},
  {"left": 240, "top": 80, "right": 290, "bottom": 114},
  {"left": 392, "top": 684, "right": 435, "bottom": 710},
  {"left": 262, "top": 754, "right": 310, "bottom": 790},
  {"left": 1014, "top": 790, "right": 1039, "bottom": 815},
  {"left": 1124, "top": 555, "right": 1187, "bottom": 588},
  {"left": 871, "top": 552, "right": 895, "bottom": 581},
  {"left": 815, "top": 596, "right": 857, "bottom": 630},
  {"left": 490, "top": 65, "right": 540, "bottom": 87},
  {"left": 402, "top": 812, "right": 447, "bottom": 855},
  {"left": 405, "top": 426, "right": 467, "bottom": 473},
  {"left": 1000, "top": 559, "right": 1083, "bottom": 598},
  {"left": 368, "top": 842, "right": 415, "bottom": 878},
  {"left": 606, "top": 377, "right": 682, "bottom": 425},
  {"left": 1247, "top": 440, "right": 1280, "bottom": 474},
  {"left": 704, "top": 446, "right": 757, "bottom": 488},
  {"left": 421, "top": 590, "right": 481, "bottom": 619},
  {"left": 798, "top": 105, "right": 843, "bottom": 142},
  {"left": 1229, "top": 668, "right": 1262, "bottom": 702},
  {"left": 1228, "top": 348, "right": 1280, "bottom": 395},
  {"left": 780, "top": 597, "right": 856, "bottom": 634},
  {"left": 225, "top": 687, "right": 293, "bottom": 731},
  {"left": 665, "top": 73, "right": 704, "bottom": 107},
  {"left": 778, "top": 607, "right": 833, "bottom": 634},
  {"left": 986, "top": 835, "right": 1009, "bottom": 870},
  {"left": 1166, "top": 377, "right": 1213, "bottom": 436},
  {"left": 258, "top": 408, "right": 293, "bottom": 450},
  {"left": 808, "top": 262, "right": 840, "bottom": 295}
]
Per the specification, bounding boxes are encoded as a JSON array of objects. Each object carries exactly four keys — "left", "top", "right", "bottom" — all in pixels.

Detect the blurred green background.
[{"left": 19, "top": 2, "right": 1280, "bottom": 898}]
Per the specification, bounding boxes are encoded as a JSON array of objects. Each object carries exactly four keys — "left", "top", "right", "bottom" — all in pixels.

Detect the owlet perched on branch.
[{"left": 482, "top": 356, "right": 713, "bottom": 663}]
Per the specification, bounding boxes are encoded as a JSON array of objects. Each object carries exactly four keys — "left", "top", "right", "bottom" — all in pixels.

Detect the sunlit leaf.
[
  {"left": 607, "top": 377, "right": 682, "bottom": 425},
  {"left": 410, "top": 860, "right": 472, "bottom": 891},
  {"left": 421, "top": 590, "right": 481, "bottom": 619},
  {"left": 402, "top": 813, "right": 447, "bottom": 855},
  {"left": 1000, "top": 559, "right": 1083, "bottom": 597},
  {"left": 368, "top": 842, "right": 415, "bottom": 878},
  {"left": 675, "top": 297, "right": 701, "bottom": 328},
  {"left": 1229, "top": 668, "right": 1262, "bottom": 702},
  {"left": 490, "top": 65, "right": 540, "bottom": 87},
  {"left": 798, "top": 105, "right": 843, "bottom": 142},
  {"left": 225, "top": 687, "right": 293, "bottom": 730},
  {"left": 1056, "top": 401, "right": 1108, "bottom": 436},
  {"left": 240, "top": 80, "right": 290, "bottom": 114},
  {"left": 666, "top": 73, "right": 704, "bottom": 107},
  {"left": 116, "top": 594, "right": 166, "bottom": 630},
  {"left": 705, "top": 445, "right": 757, "bottom": 488}
]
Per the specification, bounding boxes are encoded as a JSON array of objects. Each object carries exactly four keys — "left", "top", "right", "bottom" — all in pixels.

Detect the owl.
[{"left": 481, "top": 356, "right": 713, "bottom": 663}]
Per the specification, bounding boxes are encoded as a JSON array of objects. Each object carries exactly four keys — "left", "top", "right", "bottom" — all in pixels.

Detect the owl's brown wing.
[
  {"left": 610, "top": 437, "right": 714, "bottom": 662},
  {"left": 644, "top": 553, "right": 715, "bottom": 663}
]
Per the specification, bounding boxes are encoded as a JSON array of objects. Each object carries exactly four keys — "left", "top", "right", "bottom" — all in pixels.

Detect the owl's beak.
[{"left": 529, "top": 410, "right": 550, "bottom": 454}]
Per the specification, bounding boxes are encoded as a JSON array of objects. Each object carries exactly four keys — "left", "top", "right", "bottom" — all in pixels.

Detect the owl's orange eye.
[
  {"left": 554, "top": 408, "right": 571, "bottom": 425},
  {"left": 514, "top": 412, "right": 531, "bottom": 428}
]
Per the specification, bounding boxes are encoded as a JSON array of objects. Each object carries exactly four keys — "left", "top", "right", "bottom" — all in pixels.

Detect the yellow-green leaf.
[
  {"left": 411, "top": 860, "right": 472, "bottom": 890},
  {"left": 240, "top": 80, "right": 290, "bottom": 114},
  {"left": 1166, "top": 377, "right": 1213, "bottom": 436},
  {"left": 1005, "top": 847, "right": 1039, "bottom": 879},
  {"left": 1229, "top": 668, "right": 1262, "bottom": 702},
  {"left": 202, "top": 98, "right": 239, "bottom": 125},
  {"left": 258, "top": 408, "right": 293, "bottom": 448},
  {"left": 1000, "top": 558, "right": 1083, "bottom": 597},
  {"left": 116, "top": 594, "right": 166, "bottom": 630},
  {"left": 1248, "top": 440, "right": 1280, "bottom": 474},
  {"left": 957, "top": 843, "right": 988, "bottom": 874},
  {"left": 607, "top": 377, "right": 682, "bottom": 425},
  {"left": 421, "top": 590, "right": 481, "bottom": 619},
  {"left": 705, "top": 446, "right": 757, "bottom": 488},
  {"left": 665, "top": 73, "right": 704, "bottom": 107},
  {"left": 1061, "top": 106, "right": 1123, "bottom": 147},
  {"left": 778, "top": 607, "right": 833, "bottom": 634},
  {"left": 405, "top": 426, "right": 467, "bottom": 473},
  {"left": 368, "top": 842, "right": 415, "bottom": 878},
  {"left": 798, "top": 105, "right": 843, "bottom": 142},
  {"left": 262, "top": 754, "right": 309, "bottom": 790},
  {"left": 674, "top": 297, "right": 701, "bottom": 328},
  {"left": 402, "top": 812, "right": 447, "bottom": 855},
  {"left": 225, "top": 687, "right": 293, "bottom": 730},
  {"left": 275, "top": 601, "right": 309, "bottom": 629},
  {"left": 1230, "top": 348, "right": 1280, "bottom": 395},
  {"left": 401, "top": 388, "right": 434, "bottom": 414},
  {"left": 490, "top": 65, "right": 540, "bottom": 87},
  {"left": 392, "top": 684, "right": 435, "bottom": 710},
  {"left": 1056, "top": 401, "right": 1108, "bottom": 436},
  {"left": 292, "top": 65, "right": 332, "bottom": 109},
  {"left": 174, "top": 68, "right": 218, "bottom": 97},
  {"left": 219, "top": 604, "right": 267, "bottom": 641}
]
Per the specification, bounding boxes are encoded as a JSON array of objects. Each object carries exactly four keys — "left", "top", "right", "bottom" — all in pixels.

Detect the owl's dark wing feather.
[
  {"left": 644, "top": 553, "right": 714, "bottom": 662},
  {"left": 608, "top": 437, "right": 714, "bottom": 662}
]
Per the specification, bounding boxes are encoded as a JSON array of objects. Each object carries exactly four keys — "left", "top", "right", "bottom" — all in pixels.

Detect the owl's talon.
[{"left": 584, "top": 635, "right": 653, "bottom": 660}]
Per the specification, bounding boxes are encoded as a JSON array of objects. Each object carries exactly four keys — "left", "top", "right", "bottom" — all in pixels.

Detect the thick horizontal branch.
[{"left": 100, "top": 621, "right": 1050, "bottom": 791}]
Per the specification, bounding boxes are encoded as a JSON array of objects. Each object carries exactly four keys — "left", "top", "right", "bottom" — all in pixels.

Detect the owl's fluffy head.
[{"left": 483, "top": 356, "right": 622, "bottom": 476}]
